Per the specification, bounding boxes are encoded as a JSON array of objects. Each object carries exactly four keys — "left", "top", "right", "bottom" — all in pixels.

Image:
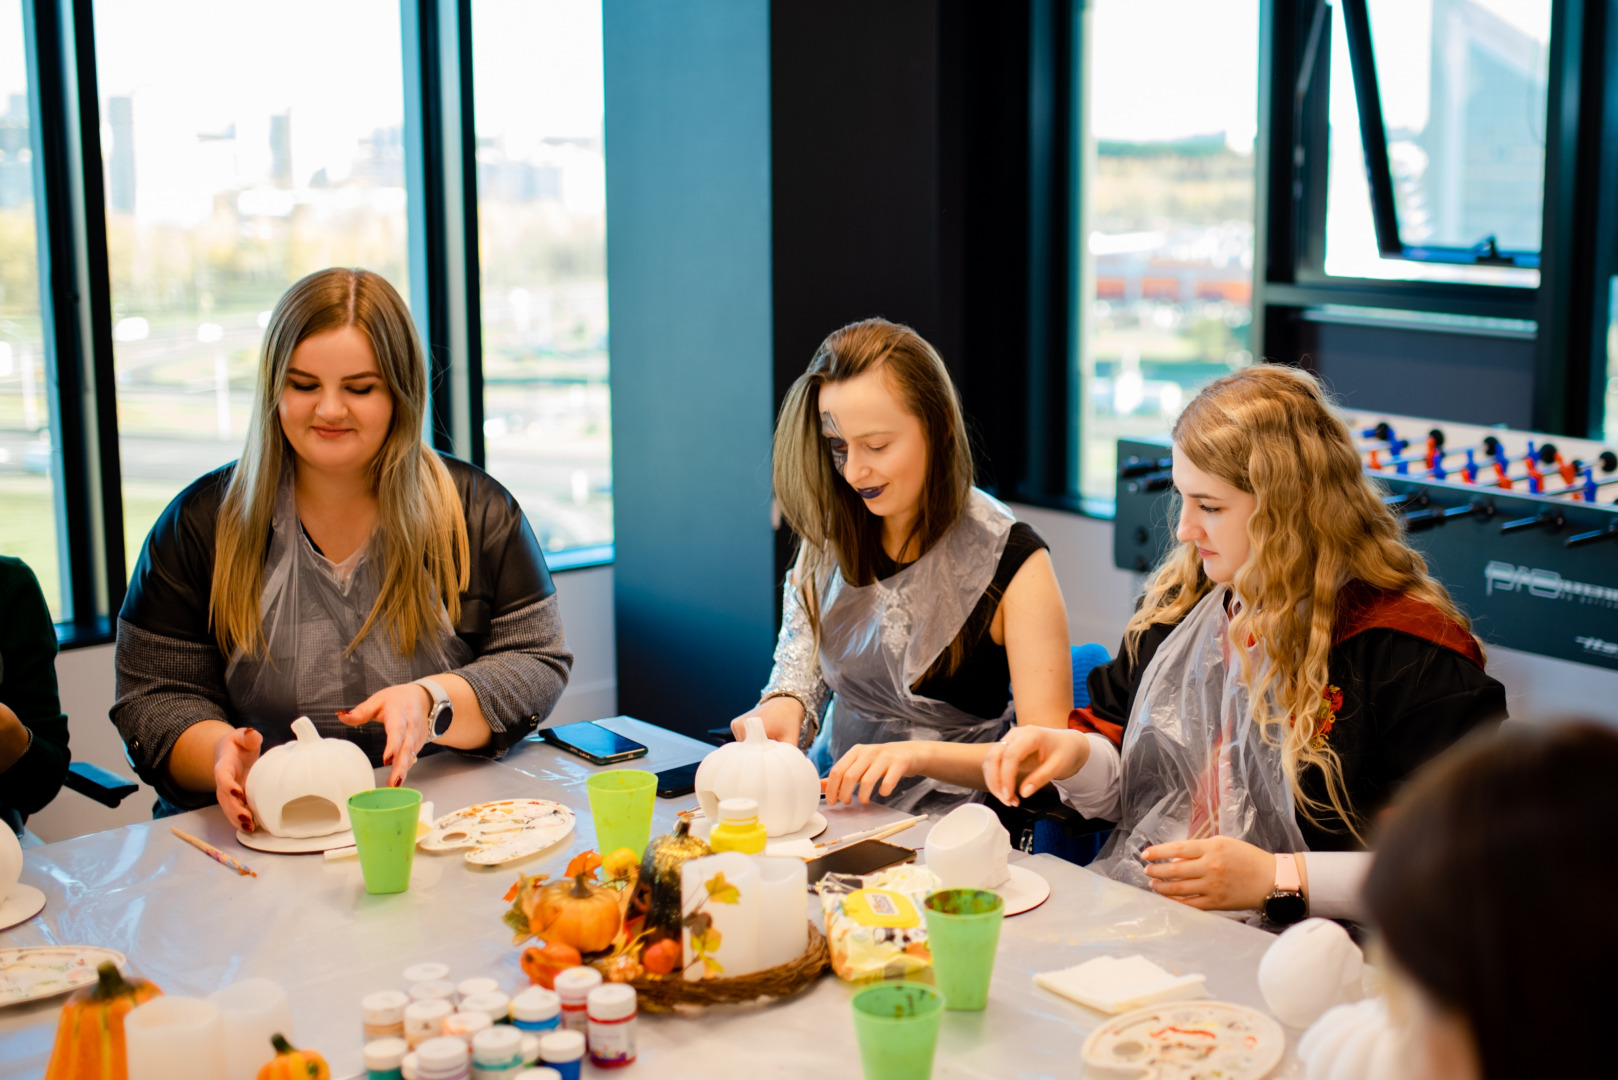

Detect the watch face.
[
  {"left": 430, "top": 703, "right": 454, "bottom": 739},
  {"left": 1265, "top": 891, "right": 1308, "bottom": 926}
]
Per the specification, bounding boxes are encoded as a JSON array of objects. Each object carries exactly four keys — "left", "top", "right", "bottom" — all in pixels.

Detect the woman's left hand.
[
  {"left": 338, "top": 683, "right": 433, "bottom": 787},
  {"left": 824, "top": 742, "right": 935, "bottom": 805},
  {"left": 1140, "top": 837, "right": 1277, "bottom": 911}
]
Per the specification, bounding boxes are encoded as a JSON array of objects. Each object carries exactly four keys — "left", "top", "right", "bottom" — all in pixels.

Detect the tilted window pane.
[
  {"left": 0, "top": 0, "right": 63, "bottom": 619},
  {"left": 93, "top": 0, "right": 408, "bottom": 574},
  {"left": 472, "top": 0, "right": 611, "bottom": 554},
  {"left": 1324, "top": 0, "right": 1543, "bottom": 284},
  {"left": 1079, "top": 0, "right": 1258, "bottom": 502}
]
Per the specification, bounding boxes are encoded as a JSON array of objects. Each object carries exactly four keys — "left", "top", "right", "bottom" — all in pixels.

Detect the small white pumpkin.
[
  {"left": 694, "top": 715, "right": 820, "bottom": 836},
  {"left": 1259, "top": 917, "right": 1366, "bottom": 1029},
  {"left": 1298, "top": 997, "right": 1410, "bottom": 1080},
  {"left": 245, "top": 716, "right": 376, "bottom": 837}
]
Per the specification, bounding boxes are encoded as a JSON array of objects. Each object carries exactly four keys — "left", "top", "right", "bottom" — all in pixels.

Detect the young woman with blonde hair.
[
  {"left": 114, "top": 268, "right": 572, "bottom": 829},
  {"left": 985, "top": 364, "right": 1505, "bottom": 922},
  {"left": 733, "top": 317, "right": 1073, "bottom": 814}
]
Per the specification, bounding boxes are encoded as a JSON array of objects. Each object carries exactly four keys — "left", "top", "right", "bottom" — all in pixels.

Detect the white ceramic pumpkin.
[
  {"left": 1259, "top": 917, "right": 1366, "bottom": 1029},
  {"left": 694, "top": 714, "right": 820, "bottom": 836},
  {"left": 245, "top": 716, "right": 376, "bottom": 837},
  {"left": 1298, "top": 997, "right": 1410, "bottom": 1080}
]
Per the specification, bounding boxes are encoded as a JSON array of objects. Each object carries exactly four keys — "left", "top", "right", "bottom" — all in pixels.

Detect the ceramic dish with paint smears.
[
  {"left": 0, "top": 947, "right": 128, "bottom": 1006},
  {"left": 419, "top": 799, "right": 575, "bottom": 866},
  {"left": 1081, "top": 1000, "right": 1285, "bottom": 1079}
]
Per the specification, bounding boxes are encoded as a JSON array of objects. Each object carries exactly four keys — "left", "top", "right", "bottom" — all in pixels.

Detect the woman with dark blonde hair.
[
  {"left": 733, "top": 317, "right": 1073, "bottom": 814},
  {"left": 985, "top": 364, "right": 1505, "bottom": 921},
  {"left": 114, "top": 268, "right": 572, "bottom": 829}
]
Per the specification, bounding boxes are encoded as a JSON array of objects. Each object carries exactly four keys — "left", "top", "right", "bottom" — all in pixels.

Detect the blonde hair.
[
  {"left": 210, "top": 268, "right": 470, "bottom": 659},
  {"left": 774, "top": 318, "right": 976, "bottom": 677},
  {"left": 1126, "top": 364, "right": 1479, "bottom": 839}
]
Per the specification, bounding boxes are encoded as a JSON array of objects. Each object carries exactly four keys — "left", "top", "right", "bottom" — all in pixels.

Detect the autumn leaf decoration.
[{"left": 681, "top": 870, "right": 742, "bottom": 978}]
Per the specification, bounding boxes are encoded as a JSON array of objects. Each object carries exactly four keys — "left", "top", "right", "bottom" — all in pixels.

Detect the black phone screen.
[
  {"left": 805, "top": 839, "right": 917, "bottom": 885},
  {"left": 654, "top": 762, "right": 700, "bottom": 798},
  {"left": 540, "top": 721, "right": 649, "bottom": 764}
]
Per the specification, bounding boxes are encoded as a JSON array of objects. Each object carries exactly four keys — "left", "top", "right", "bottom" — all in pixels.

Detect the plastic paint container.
[
  {"left": 456, "top": 976, "right": 500, "bottom": 1004},
  {"left": 363, "top": 990, "right": 411, "bottom": 1041},
  {"left": 444, "top": 1010, "right": 493, "bottom": 1043},
  {"left": 585, "top": 983, "right": 637, "bottom": 1068},
  {"left": 403, "top": 962, "right": 451, "bottom": 987},
  {"left": 414, "top": 1035, "right": 472, "bottom": 1080},
  {"left": 550, "top": 968, "right": 601, "bottom": 1034},
  {"left": 536, "top": 1029, "right": 584, "bottom": 1080},
  {"left": 470, "top": 1025, "right": 527, "bottom": 1079},
  {"left": 460, "top": 991, "right": 511, "bottom": 1025},
  {"left": 404, "top": 998, "right": 454, "bottom": 1048},
  {"left": 410, "top": 979, "right": 457, "bottom": 1004},
  {"left": 366, "top": 1036, "right": 409, "bottom": 1080},
  {"left": 510, "top": 987, "right": 561, "bottom": 1032},
  {"left": 513, "top": 1070, "right": 561, "bottom": 1080}
]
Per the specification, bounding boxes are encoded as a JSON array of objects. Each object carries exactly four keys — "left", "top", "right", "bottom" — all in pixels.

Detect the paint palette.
[
  {"left": 419, "top": 799, "right": 575, "bottom": 866},
  {"left": 1081, "top": 1000, "right": 1285, "bottom": 1079}
]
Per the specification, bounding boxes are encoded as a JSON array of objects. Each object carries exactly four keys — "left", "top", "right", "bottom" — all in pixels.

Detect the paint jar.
[
  {"left": 510, "top": 987, "right": 561, "bottom": 1033},
  {"left": 514, "top": 1070, "right": 561, "bottom": 1080},
  {"left": 585, "top": 984, "right": 637, "bottom": 1068},
  {"left": 551, "top": 968, "right": 601, "bottom": 1034},
  {"left": 460, "top": 991, "right": 511, "bottom": 1025},
  {"left": 444, "top": 1010, "right": 492, "bottom": 1044},
  {"left": 708, "top": 797, "right": 768, "bottom": 855},
  {"left": 363, "top": 990, "right": 411, "bottom": 1041},
  {"left": 410, "top": 980, "right": 457, "bottom": 1004},
  {"left": 536, "top": 1029, "right": 585, "bottom": 1080},
  {"left": 414, "top": 1036, "right": 471, "bottom": 1080},
  {"left": 404, "top": 998, "right": 453, "bottom": 1049},
  {"left": 470, "top": 1025, "right": 526, "bottom": 1079},
  {"left": 403, "top": 963, "right": 451, "bottom": 988},
  {"left": 365, "top": 1036, "right": 409, "bottom": 1080},
  {"left": 456, "top": 977, "right": 500, "bottom": 1004}
]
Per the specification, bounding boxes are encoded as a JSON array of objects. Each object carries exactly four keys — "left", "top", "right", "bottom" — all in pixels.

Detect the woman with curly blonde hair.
[{"left": 985, "top": 364, "right": 1505, "bottom": 923}]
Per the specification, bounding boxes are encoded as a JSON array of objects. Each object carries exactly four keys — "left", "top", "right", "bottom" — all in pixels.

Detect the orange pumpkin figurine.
[
  {"left": 44, "top": 961, "right": 162, "bottom": 1080},
  {"left": 641, "top": 937, "right": 683, "bottom": 977},
  {"left": 521, "top": 941, "right": 584, "bottom": 989},
  {"left": 534, "top": 872, "right": 622, "bottom": 953},
  {"left": 256, "top": 1033, "right": 329, "bottom": 1080}
]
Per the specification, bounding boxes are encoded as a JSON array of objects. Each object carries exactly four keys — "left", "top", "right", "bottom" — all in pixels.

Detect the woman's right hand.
[
  {"left": 213, "top": 727, "right": 264, "bottom": 831},
  {"left": 982, "top": 726, "right": 1091, "bottom": 807},
  {"left": 730, "top": 695, "right": 804, "bottom": 744}
]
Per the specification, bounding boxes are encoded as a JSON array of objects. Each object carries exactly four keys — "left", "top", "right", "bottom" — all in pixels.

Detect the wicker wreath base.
[{"left": 592, "top": 923, "right": 829, "bottom": 1012}]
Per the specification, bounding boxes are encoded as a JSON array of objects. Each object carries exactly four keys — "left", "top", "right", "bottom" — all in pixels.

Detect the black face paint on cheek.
[{"left": 821, "top": 411, "right": 848, "bottom": 475}]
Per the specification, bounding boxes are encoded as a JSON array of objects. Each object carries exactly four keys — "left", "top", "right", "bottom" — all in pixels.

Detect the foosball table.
[{"left": 1113, "top": 414, "right": 1618, "bottom": 671}]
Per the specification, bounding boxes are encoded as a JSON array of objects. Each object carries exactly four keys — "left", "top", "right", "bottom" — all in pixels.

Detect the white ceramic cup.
[
  {"left": 210, "top": 978, "right": 294, "bottom": 1080},
  {"left": 125, "top": 996, "right": 227, "bottom": 1080},
  {"left": 924, "top": 803, "right": 1011, "bottom": 890}
]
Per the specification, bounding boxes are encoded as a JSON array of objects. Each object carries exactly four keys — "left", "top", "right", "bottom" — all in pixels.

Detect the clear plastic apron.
[
  {"left": 1091, "top": 585, "right": 1306, "bottom": 891},
  {"left": 223, "top": 475, "right": 472, "bottom": 764},
  {"left": 817, "top": 488, "right": 1016, "bottom": 814}
]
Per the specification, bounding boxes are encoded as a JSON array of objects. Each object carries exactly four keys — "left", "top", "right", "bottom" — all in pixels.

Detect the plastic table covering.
[{"left": 0, "top": 717, "right": 1305, "bottom": 1078}]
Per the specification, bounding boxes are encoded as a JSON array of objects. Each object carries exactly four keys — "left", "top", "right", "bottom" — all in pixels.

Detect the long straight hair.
[
  {"left": 210, "top": 268, "right": 470, "bottom": 659},
  {"left": 774, "top": 318, "right": 976, "bottom": 676},
  {"left": 1124, "top": 364, "right": 1478, "bottom": 838}
]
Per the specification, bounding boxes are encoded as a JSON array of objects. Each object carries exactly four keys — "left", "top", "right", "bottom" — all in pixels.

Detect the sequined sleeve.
[{"left": 759, "top": 577, "right": 830, "bottom": 750}]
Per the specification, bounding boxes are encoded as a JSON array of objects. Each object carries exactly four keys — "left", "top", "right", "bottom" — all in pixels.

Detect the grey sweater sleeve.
[
  {"left": 450, "top": 593, "right": 573, "bottom": 758},
  {"left": 112, "top": 618, "right": 234, "bottom": 809}
]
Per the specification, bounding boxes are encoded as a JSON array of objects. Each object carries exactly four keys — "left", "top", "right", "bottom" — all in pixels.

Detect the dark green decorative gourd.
[{"left": 637, "top": 819, "right": 711, "bottom": 939}]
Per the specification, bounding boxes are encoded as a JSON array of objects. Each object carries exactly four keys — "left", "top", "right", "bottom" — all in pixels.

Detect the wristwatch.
[
  {"left": 1263, "top": 853, "right": 1308, "bottom": 926},
  {"left": 414, "top": 678, "right": 454, "bottom": 742}
]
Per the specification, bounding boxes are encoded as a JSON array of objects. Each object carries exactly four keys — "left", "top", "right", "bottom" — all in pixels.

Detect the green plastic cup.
[
  {"left": 585, "top": 770, "right": 657, "bottom": 858},
  {"left": 850, "top": 981, "right": 945, "bottom": 1080},
  {"left": 347, "top": 787, "right": 422, "bottom": 894},
  {"left": 922, "top": 888, "right": 1005, "bottom": 1011}
]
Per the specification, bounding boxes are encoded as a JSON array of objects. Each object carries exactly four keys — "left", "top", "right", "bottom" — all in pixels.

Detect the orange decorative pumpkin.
[
  {"left": 521, "top": 942, "right": 583, "bottom": 989},
  {"left": 256, "top": 1033, "right": 330, "bottom": 1080},
  {"left": 641, "top": 937, "right": 683, "bottom": 977},
  {"left": 44, "top": 961, "right": 162, "bottom": 1080},
  {"left": 535, "top": 872, "right": 622, "bottom": 954}
]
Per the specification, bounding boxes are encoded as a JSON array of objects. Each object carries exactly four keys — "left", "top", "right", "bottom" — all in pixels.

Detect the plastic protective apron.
[
  {"left": 1091, "top": 585, "right": 1306, "bottom": 892},
  {"left": 817, "top": 488, "right": 1016, "bottom": 815},
  {"left": 223, "top": 477, "right": 472, "bottom": 763}
]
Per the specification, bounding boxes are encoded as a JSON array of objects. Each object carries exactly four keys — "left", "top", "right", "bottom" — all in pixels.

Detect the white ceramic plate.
[
  {"left": 420, "top": 799, "right": 575, "bottom": 865},
  {"left": 996, "top": 863, "right": 1051, "bottom": 916},
  {"left": 0, "top": 885, "right": 46, "bottom": 933},
  {"left": 0, "top": 946, "right": 128, "bottom": 1006},
  {"left": 1082, "top": 1000, "right": 1285, "bottom": 1079},
  {"left": 237, "top": 827, "right": 355, "bottom": 854}
]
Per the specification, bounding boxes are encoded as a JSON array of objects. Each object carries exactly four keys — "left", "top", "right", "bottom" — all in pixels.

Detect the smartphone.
[
  {"left": 805, "top": 839, "right": 917, "bottom": 886},
  {"left": 654, "top": 762, "right": 700, "bottom": 798},
  {"left": 540, "top": 721, "right": 649, "bottom": 766}
]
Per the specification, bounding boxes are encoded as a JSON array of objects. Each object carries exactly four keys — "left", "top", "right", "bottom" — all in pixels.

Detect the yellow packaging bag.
[{"left": 817, "top": 864, "right": 939, "bottom": 983}]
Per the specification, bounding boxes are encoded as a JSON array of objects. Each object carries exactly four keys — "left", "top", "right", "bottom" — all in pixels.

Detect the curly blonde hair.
[{"left": 1125, "top": 364, "right": 1479, "bottom": 839}]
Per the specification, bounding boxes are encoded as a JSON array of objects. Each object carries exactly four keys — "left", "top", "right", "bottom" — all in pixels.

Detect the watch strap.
[{"left": 1273, "top": 852, "right": 1301, "bottom": 894}]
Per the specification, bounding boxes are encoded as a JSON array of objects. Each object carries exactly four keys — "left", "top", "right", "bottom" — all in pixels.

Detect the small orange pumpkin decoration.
[
  {"left": 256, "top": 1033, "right": 330, "bottom": 1080},
  {"left": 521, "top": 942, "right": 583, "bottom": 989},
  {"left": 44, "top": 961, "right": 163, "bottom": 1080},
  {"left": 641, "top": 937, "right": 683, "bottom": 977},
  {"left": 535, "top": 871, "right": 622, "bottom": 953}
]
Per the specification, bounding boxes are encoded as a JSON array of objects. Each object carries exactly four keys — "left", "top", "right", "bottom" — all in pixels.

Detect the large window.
[
  {"left": 0, "top": 0, "right": 61, "bottom": 618},
  {"left": 472, "top": 0, "right": 611, "bottom": 554},
  {"left": 92, "top": 0, "right": 409, "bottom": 572},
  {"left": 1077, "top": 0, "right": 1259, "bottom": 501},
  {"left": 1324, "top": 0, "right": 1547, "bottom": 285}
]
